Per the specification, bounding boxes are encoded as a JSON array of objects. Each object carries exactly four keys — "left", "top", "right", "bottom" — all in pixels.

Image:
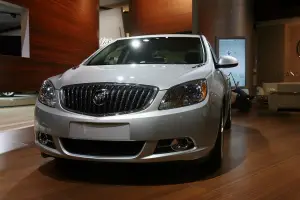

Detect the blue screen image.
[{"left": 218, "top": 39, "right": 246, "bottom": 87}]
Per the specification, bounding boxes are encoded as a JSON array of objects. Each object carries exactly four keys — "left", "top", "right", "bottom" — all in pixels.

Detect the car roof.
[{"left": 116, "top": 34, "right": 202, "bottom": 41}]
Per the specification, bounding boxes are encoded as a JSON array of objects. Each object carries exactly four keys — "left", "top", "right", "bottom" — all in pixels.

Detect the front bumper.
[{"left": 34, "top": 91, "right": 217, "bottom": 163}]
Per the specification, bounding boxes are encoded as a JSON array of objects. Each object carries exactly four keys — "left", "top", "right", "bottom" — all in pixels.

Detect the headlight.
[
  {"left": 38, "top": 80, "right": 57, "bottom": 107},
  {"left": 159, "top": 79, "right": 207, "bottom": 110}
]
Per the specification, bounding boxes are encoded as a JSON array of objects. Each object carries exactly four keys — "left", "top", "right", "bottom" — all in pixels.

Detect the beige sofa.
[{"left": 263, "top": 82, "right": 300, "bottom": 111}]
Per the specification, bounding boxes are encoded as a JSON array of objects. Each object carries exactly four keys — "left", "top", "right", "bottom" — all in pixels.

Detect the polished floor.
[{"left": 1, "top": 109, "right": 300, "bottom": 200}]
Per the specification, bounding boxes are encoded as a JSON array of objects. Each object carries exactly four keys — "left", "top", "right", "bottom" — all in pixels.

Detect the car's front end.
[{"left": 34, "top": 35, "right": 219, "bottom": 163}]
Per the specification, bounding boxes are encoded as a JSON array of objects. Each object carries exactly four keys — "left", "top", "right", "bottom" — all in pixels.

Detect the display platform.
[
  {"left": 0, "top": 94, "right": 37, "bottom": 107},
  {"left": 0, "top": 106, "right": 35, "bottom": 154}
]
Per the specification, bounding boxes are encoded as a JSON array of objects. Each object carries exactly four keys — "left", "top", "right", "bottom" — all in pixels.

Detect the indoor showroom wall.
[
  {"left": 130, "top": 0, "right": 192, "bottom": 35},
  {"left": 0, "top": 0, "right": 99, "bottom": 91},
  {"left": 99, "top": 8, "right": 125, "bottom": 47},
  {"left": 256, "top": 18, "right": 300, "bottom": 84},
  {"left": 256, "top": 23, "right": 285, "bottom": 85}
]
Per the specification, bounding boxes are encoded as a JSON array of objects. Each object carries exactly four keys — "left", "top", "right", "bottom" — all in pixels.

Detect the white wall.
[
  {"left": 21, "top": 9, "right": 30, "bottom": 58},
  {"left": 99, "top": 8, "right": 125, "bottom": 41}
]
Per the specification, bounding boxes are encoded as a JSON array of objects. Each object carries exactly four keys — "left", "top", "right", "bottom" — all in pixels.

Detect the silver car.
[{"left": 35, "top": 34, "right": 237, "bottom": 168}]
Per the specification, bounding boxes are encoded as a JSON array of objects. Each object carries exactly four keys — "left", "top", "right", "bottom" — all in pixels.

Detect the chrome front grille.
[{"left": 60, "top": 83, "right": 158, "bottom": 116}]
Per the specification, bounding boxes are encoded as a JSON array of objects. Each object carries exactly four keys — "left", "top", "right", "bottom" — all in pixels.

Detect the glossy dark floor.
[{"left": 1, "top": 110, "right": 300, "bottom": 200}]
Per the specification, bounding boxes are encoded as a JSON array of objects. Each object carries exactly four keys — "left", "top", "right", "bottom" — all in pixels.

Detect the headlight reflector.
[
  {"left": 159, "top": 79, "right": 207, "bottom": 110},
  {"left": 38, "top": 80, "right": 57, "bottom": 107}
]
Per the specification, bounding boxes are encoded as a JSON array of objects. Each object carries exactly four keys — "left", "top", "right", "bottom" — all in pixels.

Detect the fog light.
[
  {"left": 37, "top": 132, "right": 55, "bottom": 149},
  {"left": 171, "top": 138, "right": 194, "bottom": 152},
  {"left": 154, "top": 137, "right": 195, "bottom": 154},
  {"left": 38, "top": 132, "right": 48, "bottom": 145}
]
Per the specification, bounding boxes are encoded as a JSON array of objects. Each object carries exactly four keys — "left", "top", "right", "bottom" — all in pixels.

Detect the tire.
[
  {"left": 41, "top": 152, "right": 51, "bottom": 158},
  {"left": 224, "top": 105, "right": 232, "bottom": 130},
  {"left": 207, "top": 109, "right": 224, "bottom": 169},
  {"left": 40, "top": 153, "right": 72, "bottom": 166},
  {"left": 54, "top": 157, "right": 74, "bottom": 167}
]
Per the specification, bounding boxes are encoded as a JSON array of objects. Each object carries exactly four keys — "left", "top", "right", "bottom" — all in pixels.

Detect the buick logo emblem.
[{"left": 93, "top": 89, "right": 108, "bottom": 106}]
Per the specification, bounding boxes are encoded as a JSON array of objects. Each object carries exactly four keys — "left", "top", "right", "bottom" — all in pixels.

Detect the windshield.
[{"left": 85, "top": 37, "right": 205, "bottom": 65}]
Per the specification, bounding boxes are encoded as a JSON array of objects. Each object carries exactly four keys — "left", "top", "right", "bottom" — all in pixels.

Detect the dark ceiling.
[{"left": 255, "top": 0, "right": 300, "bottom": 21}]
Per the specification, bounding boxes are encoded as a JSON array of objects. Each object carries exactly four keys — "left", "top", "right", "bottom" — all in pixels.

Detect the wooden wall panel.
[
  {"left": 130, "top": 0, "right": 192, "bottom": 35},
  {"left": 285, "top": 23, "right": 300, "bottom": 82},
  {"left": 0, "top": 0, "right": 99, "bottom": 91},
  {"left": 5, "top": 0, "right": 99, "bottom": 65},
  {"left": 0, "top": 55, "right": 70, "bottom": 91},
  {"left": 255, "top": 21, "right": 300, "bottom": 83},
  {"left": 256, "top": 25, "right": 285, "bottom": 85}
]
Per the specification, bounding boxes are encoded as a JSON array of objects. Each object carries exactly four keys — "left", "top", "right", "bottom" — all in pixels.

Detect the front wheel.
[
  {"left": 224, "top": 106, "right": 232, "bottom": 130},
  {"left": 207, "top": 109, "right": 224, "bottom": 169}
]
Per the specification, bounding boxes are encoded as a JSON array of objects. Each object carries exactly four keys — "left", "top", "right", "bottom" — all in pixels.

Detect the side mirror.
[{"left": 216, "top": 55, "right": 238, "bottom": 68}]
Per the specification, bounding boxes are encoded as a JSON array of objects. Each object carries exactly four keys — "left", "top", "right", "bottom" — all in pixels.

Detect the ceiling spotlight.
[{"left": 131, "top": 40, "right": 141, "bottom": 48}]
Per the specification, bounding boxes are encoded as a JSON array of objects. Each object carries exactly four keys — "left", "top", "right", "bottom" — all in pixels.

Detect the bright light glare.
[
  {"left": 117, "top": 76, "right": 124, "bottom": 81},
  {"left": 131, "top": 40, "right": 141, "bottom": 48},
  {"left": 143, "top": 39, "right": 149, "bottom": 42}
]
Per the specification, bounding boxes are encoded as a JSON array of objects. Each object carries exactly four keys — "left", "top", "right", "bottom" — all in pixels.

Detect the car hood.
[{"left": 50, "top": 64, "right": 212, "bottom": 90}]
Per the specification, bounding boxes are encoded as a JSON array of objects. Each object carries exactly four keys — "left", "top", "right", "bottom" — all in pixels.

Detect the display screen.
[{"left": 218, "top": 39, "right": 246, "bottom": 87}]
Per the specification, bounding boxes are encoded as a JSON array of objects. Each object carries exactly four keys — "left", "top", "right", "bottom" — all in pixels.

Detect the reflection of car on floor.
[
  {"left": 0, "top": 92, "right": 15, "bottom": 97},
  {"left": 35, "top": 34, "right": 238, "bottom": 169}
]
